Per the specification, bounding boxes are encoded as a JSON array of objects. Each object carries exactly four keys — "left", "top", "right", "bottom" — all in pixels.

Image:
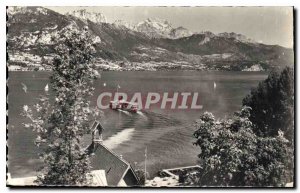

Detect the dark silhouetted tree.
[{"left": 243, "top": 67, "right": 294, "bottom": 143}]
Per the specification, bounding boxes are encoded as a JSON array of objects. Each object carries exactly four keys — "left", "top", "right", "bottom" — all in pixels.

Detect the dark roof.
[
  {"left": 91, "top": 121, "right": 104, "bottom": 138},
  {"left": 86, "top": 142, "right": 138, "bottom": 186},
  {"left": 91, "top": 121, "right": 104, "bottom": 131}
]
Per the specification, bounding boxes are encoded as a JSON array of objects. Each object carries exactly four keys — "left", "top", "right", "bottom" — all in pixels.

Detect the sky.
[{"left": 47, "top": 6, "right": 294, "bottom": 48}]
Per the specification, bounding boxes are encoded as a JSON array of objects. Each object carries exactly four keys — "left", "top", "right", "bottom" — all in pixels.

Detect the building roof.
[
  {"left": 7, "top": 170, "right": 107, "bottom": 186},
  {"left": 85, "top": 142, "right": 138, "bottom": 186},
  {"left": 90, "top": 170, "right": 108, "bottom": 186},
  {"left": 7, "top": 175, "right": 37, "bottom": 186}
]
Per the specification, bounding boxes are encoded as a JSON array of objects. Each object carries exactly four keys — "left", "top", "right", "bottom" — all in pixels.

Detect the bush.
[
  {"left": 190, "top": 107, "right": 291, "bottom": 187},
  {"left": 243, "top": 67, "right": 294, "bottom": 143}
]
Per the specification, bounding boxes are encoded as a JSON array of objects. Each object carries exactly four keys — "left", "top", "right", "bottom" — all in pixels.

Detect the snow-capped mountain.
[
  {"left": 170, "top": 27, "right": 193, "bottom": 39},
  {"left": 7, "top": 6, "right": 293, "bottom": 71},
  {"left": 135, "top": 18, "right": 173, "bottom": 38},
  {"left": 67, "top": 9, "right": 107, "bottom": 24},
  {"left": 7, "top": 6, "right": 49, "bottom": 16},
  {"left": 113, "top": 17, "right": 193, "bottom": 39},
  {"left": 113, "top": 20, "right": 136, "bottom": 30},
  {"left": 218, "top": 32, "right": 256, "bottom": 44},
  {"left": 7, "top": 6, "right": 71, "bottom": 46},
  {"left": 65, "top": 10, "right": 193, "bottom": 40}
]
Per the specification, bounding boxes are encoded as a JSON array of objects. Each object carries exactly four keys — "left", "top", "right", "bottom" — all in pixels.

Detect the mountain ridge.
[
  {"left": 66, "top": 9, "right": 107, "bottom": 24},
  {"left": 7, "top": 6, "right": 294, "bottom": 71}
]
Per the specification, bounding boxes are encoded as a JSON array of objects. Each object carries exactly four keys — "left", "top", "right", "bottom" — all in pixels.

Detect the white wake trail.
[
  {"left": 117, "top": 109, "right": 131, "bottom": 116},
  {"left": 137, "top": 111, "right": 146, "bottom": 118},
  {"left": 103, "top": 128, "right": 135, "bottom": 150}
]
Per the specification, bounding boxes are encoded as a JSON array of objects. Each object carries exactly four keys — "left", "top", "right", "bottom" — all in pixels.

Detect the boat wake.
[
  {"left": 136, "top": 111, "right": 146, "bottom": 118},
  {"left": 117, "top": 109, "right": 131, "bottom": 116},
  {"left": 103, "top": 128, "right": 135, "bottom": 150}
]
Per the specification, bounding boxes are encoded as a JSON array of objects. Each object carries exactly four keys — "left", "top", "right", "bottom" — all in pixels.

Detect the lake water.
[{"left": 7, "top": 71, "right": 268, "bottom": 178}]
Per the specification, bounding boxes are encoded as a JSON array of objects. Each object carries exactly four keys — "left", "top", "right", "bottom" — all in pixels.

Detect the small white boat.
[{"left": 44, "top": 84, "right": 49, "bottom": 92}]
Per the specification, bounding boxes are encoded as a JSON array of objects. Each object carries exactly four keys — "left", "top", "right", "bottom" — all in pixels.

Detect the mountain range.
[{"left": 7, "top": 6, "right": 294, "bottom": 71}]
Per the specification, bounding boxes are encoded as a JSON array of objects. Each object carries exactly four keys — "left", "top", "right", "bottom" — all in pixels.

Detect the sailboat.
[
  {"left": 214, "top": 82, "right": 217, "bottom": 89},
  {"left": 21, "top": 83, "right": 27, "bottom": 93},
  {"left": 44, "top": 84, "right": 49, "bottom": 92}
]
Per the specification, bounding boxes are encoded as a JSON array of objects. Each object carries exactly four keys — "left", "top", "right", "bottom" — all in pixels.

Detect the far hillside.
[{"left": 7, "top": 7, "right": 294, "bottom": 71}]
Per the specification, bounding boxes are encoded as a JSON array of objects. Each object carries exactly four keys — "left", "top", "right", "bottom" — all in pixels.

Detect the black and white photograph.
[{"left": 5, "top": 5, "right": 295, "bottom": 188}]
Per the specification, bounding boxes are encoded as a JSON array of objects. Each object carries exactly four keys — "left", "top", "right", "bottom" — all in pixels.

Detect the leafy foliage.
[
  {"left": 190, "top": 107, "right": 291, "bottom": 187},
  {"left": 22, "top": 27, "right": 100, "bottom": 185},
  {"left": 243, "top": 67, "right": 294, "bottom": 142},
  {"left": 134, "top": 169, "right": 146, "bottom": 185}
]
